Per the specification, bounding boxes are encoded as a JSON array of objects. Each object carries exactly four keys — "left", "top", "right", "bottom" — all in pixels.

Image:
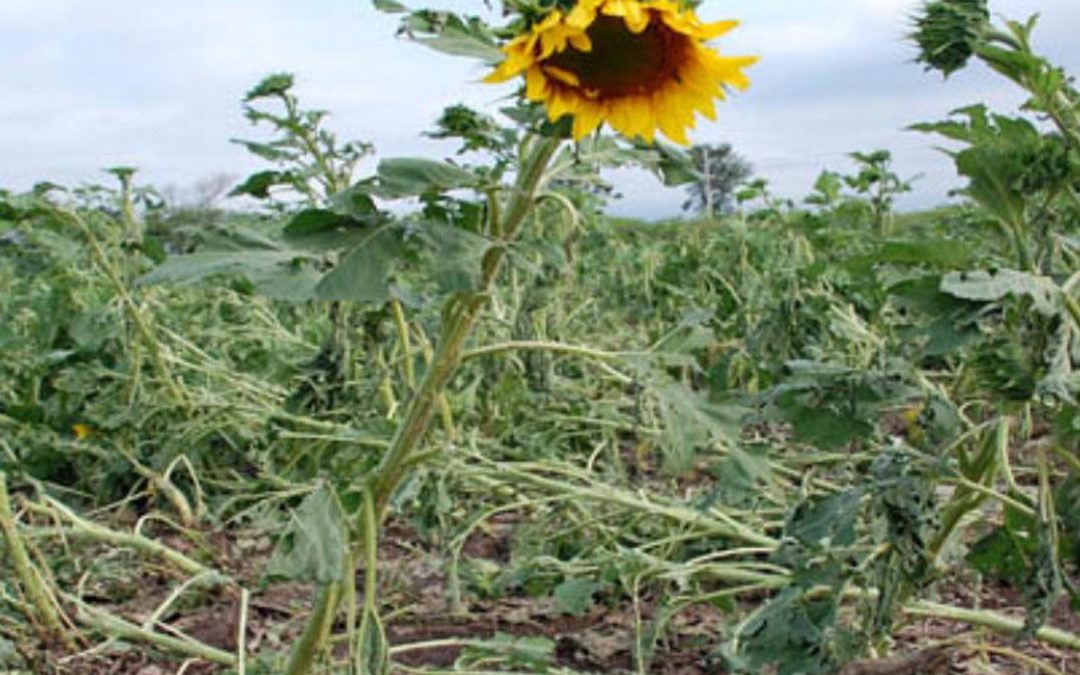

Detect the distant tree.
[
  {"left": 192, "top": 173, "right": 238, "bottom": 208},
  {"left": 681, "top": 143, "right": 753, "bottom": 217}
]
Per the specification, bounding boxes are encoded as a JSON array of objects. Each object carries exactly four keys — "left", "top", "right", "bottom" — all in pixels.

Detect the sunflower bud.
[{"left": 911, "top": 0, "right": 990, "bottom": 77}]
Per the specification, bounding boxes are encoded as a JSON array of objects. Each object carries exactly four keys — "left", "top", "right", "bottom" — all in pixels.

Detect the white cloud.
[{"left": 1, "top": 0, "right": 1078, "bottom": 216}]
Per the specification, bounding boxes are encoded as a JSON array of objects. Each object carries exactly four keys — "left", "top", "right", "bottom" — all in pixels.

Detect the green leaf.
[
  {"left": 283, "top": 208, "right": 379, "bottom": 252},
  {"left": 244, "top": 72, "right": 294, "bottom": 101},
  {"left": 460, "top": 633, "right": 555, "bottom": 670},
  {"left": 653, "top": 381, "right": 743, "bottom": 474},
  {"left": 229, "top": 170, "right": 290, "bottom": 199},
  {"left": 312, "top": 219, "right": 492, "bottom": 305},
  {"left": 553, "top": 578, "right": 601, "bottom": 617},
  {"left": 707, "top": 446, "right": 774, "bottom": 508},
  {"left": 889, "top": 275, "right": 981, "bottom": 356},
  {"left": 768, "top": 361, "right": 915, "bottom": 449},
  {"left": 232, "top": 140, "right": 296, "bottom": 163},
  {"left": 968, "top": 523, "right": 1032, "bottom": 587},
  {"left": 724, "top": 587, "right": 851, "bottom": 675},
  {"left": 414, "top": 222, "right": 492, "bottom": 295},
  {"left": 284, "top": 209, "right": 354, "bottom": 238},
  {"left": 399, "top": 10, "right": 502, "bottom": 63},
  {"left": 138, "top": 251, "right": 320, "bottom": 302},
  {"left": 372, "top": 0, "right": 408, "bottom": 13},
  {"left": 633, "top": 141, "right": 700, "bottom": 186},
  {"left": 266, "top": 484, "right": 348, "bottom": 584},
  {"left": 331, "top": 184, "right": 379, "bottom": 219},
  {"left": 786, "top": 490, "right": 861, "bottom": 549},
  {"left": 369, "top": 158, "right": 480, "bottom": 199},
  {"left": 941, "top": 269, "right": 1061, "bottom": 316},
  {"left": 873, "top": 239, "right": 973, "bottom": 268},
  {"left": 315, "top": 225, "right": 403, "bottom": 303}
]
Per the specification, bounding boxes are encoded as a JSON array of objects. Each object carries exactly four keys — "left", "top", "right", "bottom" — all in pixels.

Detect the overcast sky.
[{"left": 2, "top": 1, "right": 1078, "bottom": 217}]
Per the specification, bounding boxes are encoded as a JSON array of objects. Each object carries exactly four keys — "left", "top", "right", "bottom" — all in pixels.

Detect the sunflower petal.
[{"left": 484, "top": 0, "right": 756, "bottom": 146}]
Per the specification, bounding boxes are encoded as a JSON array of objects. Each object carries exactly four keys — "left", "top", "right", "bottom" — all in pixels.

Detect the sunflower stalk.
[
  {"left": 0, "top": 472, "right": 68, "bottom": 643},
  {"left": 284, "top": 134, "right": 562, "bottom": 675},
  {"left": 368, "top": 134, "right": 563, "bottom": 516}
]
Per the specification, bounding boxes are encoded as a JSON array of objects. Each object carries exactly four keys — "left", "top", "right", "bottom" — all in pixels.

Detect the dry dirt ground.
[{"left": 15, "top": 516, "right": 1078, "bottom": 675}]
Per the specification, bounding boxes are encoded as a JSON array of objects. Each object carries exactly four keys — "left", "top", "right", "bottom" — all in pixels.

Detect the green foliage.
[
  {"left": 231, "top": 73, "right": 375, "bottom": 207},
  {"left": 553, "top": 577, "right": 602, "bottom": 617},
  {"left": 912, "top": 0, "right": 989, "bottom": 76},
  {"left": 384, "top": 5, "right": 502, "bottom": 63},
  {"left": 3, "top": 4, "right": 1080, "bottom": 672},
  {"left": 766, "top": 361, "right": 915, "bottom": 449},
  {"left": 722, "top": 490, "right": 863, "bottom": 674},
  {"left": 912, "top": 106, "right": 1067, "bottom": 232},
  {"left": 267, "top": 484, "right": 348, "bottom": 584}
]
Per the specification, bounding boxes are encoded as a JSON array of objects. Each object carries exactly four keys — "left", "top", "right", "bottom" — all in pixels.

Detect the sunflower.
[{"left": 485, "top": 0, "right": 757, "bottom": 145}]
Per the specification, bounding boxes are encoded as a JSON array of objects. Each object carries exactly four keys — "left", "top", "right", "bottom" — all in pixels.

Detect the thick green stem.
[
  {"left": 286, "top": 135, "right": 562, "bottom": 675},
  {"left": 472, "top": 461, "right": 778, "bottom": 548},
  {"left": 23, "top": 496, "right": 207, "bottom": 576},
  {"left": 905, "top": 600, "right": 1080, "bottom": 651},
  {"left": 68, "top": 592, "right": 236, "bottom": 666},
  {"left": 0, "top": 472, "right": 67, "bottom": 640},
  {"left": 391, "top": 298, "right": 416, "bottom": 390},
  {"left": 369, "top": 135, "right": 562, "bottom": 516},
  {"left": 285, "top": 581, "right": 345, "bottom": 675},
  {"left": 1009, "top": 222, "right": 1033, "bottom": 271}
]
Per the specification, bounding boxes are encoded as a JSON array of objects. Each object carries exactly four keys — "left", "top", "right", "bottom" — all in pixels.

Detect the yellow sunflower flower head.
[{"left": 485, "top": 0, "right": 757, "bottom": 145}]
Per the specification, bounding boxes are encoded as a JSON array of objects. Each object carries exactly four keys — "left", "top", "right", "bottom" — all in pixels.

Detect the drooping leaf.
[
  {"left": 367, "top": 158, "right": 481, "bottom": 199},
  {"left": 553, "top": 577, "right": 602, "bottom": 617},
  {"left": 371, "top": 0, "right": 408, "bottom": 13},
  {"left": 653, "top": 381, "right": 743, "bottom": 474},
  {"left": 398, "top": 10, "right": 502, "bottom": 63},
  {"left": 266, "top": 484, "right": 348, "bottom": 584},
  {"left": 412, "top": 221, "right": 492, "bottom": 295},
  {"left": 941, "top": 268, "right": 1061, "bottom": 316},
  {"left": 313, "top": 220, "right": 492, "bottom": 305},
  {"left": 138, "top": 250, "right": 320, "bottom": 302},
  {"left": 889, "top": 274, "right": 982, "bottom": 356},
  {"left": 460, "top": 633, "right": 556, "bottom": 670},
  {"left": 284, "top": 208, "right": 380, "bottom": 252},
  {"left": 785, "top": 490, "right": 861, "bottom": 549},
  {"left": 315, "top": 225, "right": 404, "bottom": 303},
  {"left": 722, "top": 587, "right": 853, "bottom": 675}
]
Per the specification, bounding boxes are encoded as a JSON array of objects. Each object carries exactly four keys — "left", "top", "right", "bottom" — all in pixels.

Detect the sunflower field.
[{"left": 1, "top": 1, "right": 1079, "bottom": 673}]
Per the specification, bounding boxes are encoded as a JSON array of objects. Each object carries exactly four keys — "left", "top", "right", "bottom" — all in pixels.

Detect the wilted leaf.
[
  {"left": 554, "top": 577, "right": 602, "bottom": 617},
  {"left": 941, "top": 269, "right": 1060, "bottom": 316},
  {"left": 399, "top": 10, "right": 502, "bottom": 62},
  {"left": 267, "top": 484, "right": 348, "bottom": 584}
]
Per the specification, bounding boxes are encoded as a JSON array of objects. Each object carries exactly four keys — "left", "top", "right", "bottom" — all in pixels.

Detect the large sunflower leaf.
[
  {"left": 315, "top": 224, "right": 403, "bottom": 303},
  {"left": 396, "top": 10, "right": 502, "bottom": 63},
  {"left": 138, "top": 250, "right": 321, "bottom": 302},
  {"left": 267, "top": 484, "right": 348, "bottom": 584},
  {"left": 941, "top": 268, "right": 1061, "bottom": 316},
  {"left": 314, "top": 221, "right": 492, "bottom": 304},
  {"left": 367, "top": 158, "right": 481, "bottom": 199},
  {"left": 283, "top": 208, "right": 380, "bottom": 252}
]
